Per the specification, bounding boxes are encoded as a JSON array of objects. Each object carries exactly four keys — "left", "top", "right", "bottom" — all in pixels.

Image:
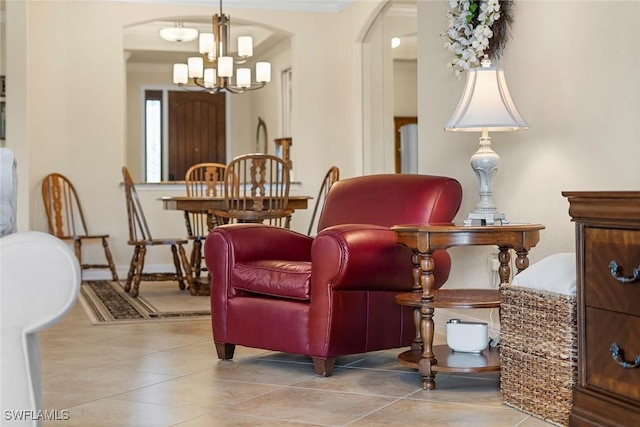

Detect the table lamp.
[{"left": 445, "top": 58, "right": 528, "bottom": 226}]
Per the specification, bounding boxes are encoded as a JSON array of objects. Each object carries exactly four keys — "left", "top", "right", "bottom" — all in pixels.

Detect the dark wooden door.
[{"left": 168, "top": 91, "right": 226, "bottom": 181}]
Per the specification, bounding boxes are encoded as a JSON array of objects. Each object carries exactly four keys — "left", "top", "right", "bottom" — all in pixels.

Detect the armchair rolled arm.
[
  {"left": 205, "top": 223, "right": 313, "bottom": 265},
  {"left": 205, "top": 223, "right": 313, "bottom": 343}
]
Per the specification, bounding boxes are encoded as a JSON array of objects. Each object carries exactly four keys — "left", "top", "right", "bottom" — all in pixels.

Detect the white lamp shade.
[
  {"left": 187, "top": 57, "right": 204, "bottom": 79},
  {"left": 160, "top": 26, "right": 198, "bottom": 43},
  {"left": 445, "top": 63, "right": 528, "bottom": 132},
  {"left": 237, "top": 68, "right": 251, "bottom": 88},
  {"left": 204, "top": 68, "right": 216, "bottom": 88},
  {"left": 173, "top": 64, "right": 188, "bottom": 84},
  {"left": 199, "top": 33, "right": 215, "bottom": 55},
  {"left": 237, "top": 36, "right": 253, "bottom": 58},
  {"left": 256, "top": 62, "right": 271, "bottom": 83},
  {"left": 218, "top": 56, "right": 233, "bottom": 77}
]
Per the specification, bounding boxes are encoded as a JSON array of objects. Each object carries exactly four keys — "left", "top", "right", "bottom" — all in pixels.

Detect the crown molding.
[{"left": 109, "top": 0, "right": 354, "bottom": 14}]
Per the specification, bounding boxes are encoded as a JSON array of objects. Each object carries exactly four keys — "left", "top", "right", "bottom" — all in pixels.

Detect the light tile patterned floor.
[{"left": 39, "top": 300, "right": 553, "bottom": 426}]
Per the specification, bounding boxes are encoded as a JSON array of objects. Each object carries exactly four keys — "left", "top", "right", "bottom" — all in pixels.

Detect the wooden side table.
[{"left": 392, "top": 223, "right": 545, "bottom": 390}]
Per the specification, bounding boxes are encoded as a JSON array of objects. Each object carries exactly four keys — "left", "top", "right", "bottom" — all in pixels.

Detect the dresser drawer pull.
[
  {"left": 608, "top": 261, "right": 640, "bottom": 284},
  {"left": 609, "top": 343, "right": 640, "bottom": 369}
]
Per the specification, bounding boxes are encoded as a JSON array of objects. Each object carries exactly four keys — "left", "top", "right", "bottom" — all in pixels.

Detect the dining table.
[{"left": 160, "top": 195, "right": 312, "bottom": 230}]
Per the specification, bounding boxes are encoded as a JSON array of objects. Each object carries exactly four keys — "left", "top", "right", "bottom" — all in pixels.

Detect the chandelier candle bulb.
[
  {"left": 187, "top": 57, "right": 204, "bottom": 78},
  {"left": 173, "top": 64, "right": 188, "bottom": 84},
  {"left": 218, "top": 56, "right": 233, "bottom": 77},
  {"left": 199, "top": 33, "right": 214, "bottom": 55},
  {"left": 256, "top": 62, "right": 271, "bottom": 83},
  {"left": 237, "top": 68, "right": 251, "bottom": 88},
  {"left": 237, "top": 36, "right": 253, "bottom": 58},
  {"left": 204, "top": 68, "right": 216, "bottom": 88}
]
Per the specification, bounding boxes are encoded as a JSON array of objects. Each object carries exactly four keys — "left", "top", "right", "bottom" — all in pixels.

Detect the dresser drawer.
[
  {"left": 585, "top": 306, "right": 640, "bottom": 403},
  {"left": 584, "top": 227, "right": 640, "bottom": 316}
]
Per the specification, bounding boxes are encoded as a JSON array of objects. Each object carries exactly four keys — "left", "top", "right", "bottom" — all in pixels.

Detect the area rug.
[{"left": 79, "top": 280, "right": 211, "bottom": 325}]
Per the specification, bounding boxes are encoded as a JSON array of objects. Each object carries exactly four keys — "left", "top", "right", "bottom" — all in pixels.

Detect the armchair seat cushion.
[{"left": 233, "top": 260, "right": 312, "bottom": 301}]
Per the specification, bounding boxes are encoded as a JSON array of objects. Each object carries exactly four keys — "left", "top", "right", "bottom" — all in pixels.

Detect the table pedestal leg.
[
  {"left": 498, "top": 246, "right": 511, "bottom": 284},
  {"left": 418, "top": 251, "right": 437, "bottom": 389},
  {"left": 418, "top": 304, "right": 436, "bottom": 390},
  {"left": 515, "top": 249, "right": 530, "bottom": 274},
  {"left": 411, "top": 252, "right": 422, "bottom": 351}
]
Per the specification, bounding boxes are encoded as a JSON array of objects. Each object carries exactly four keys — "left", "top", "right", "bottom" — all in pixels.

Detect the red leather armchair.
[{"left": 204, "top": 174, "right": 462, "bottom": 376}]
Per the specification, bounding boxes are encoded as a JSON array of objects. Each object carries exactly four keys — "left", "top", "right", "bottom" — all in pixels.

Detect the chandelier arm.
[
  {"left": 224, "top": 83, "right": 266, "bottom": 94},
  {"left": 177, "top": 83, "right": 219, "bottom": 93}
]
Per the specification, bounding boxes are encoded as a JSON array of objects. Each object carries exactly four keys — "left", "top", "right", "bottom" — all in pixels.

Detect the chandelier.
[{"left": 171, "top": 0, "right": 271, "bottom": 94}]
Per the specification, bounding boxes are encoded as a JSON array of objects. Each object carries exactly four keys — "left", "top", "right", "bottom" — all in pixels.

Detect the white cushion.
[{"left": 512, "top": 252, "right": 576, "bottom": 296}]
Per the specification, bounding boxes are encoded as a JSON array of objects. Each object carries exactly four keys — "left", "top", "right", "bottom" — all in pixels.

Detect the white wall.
[
  {"left": 4, "top": 0, "right": 383, "bottom": 270},
  {"left": 125, "top": 63, "right": 172, "bottom": 181},
  {"left": 242, "top": 37, "right": 292, "bottom": 156},
  {"left": 7, "top": 0, "right": 638, "bottom": 294},
  {"left": 393, "top": 60, "right": 417, "bottom": 117},
  {"left": 419, "top": 1, "right": 640, "bottom": 294}
]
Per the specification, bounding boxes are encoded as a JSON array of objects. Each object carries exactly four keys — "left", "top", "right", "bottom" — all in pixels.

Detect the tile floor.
[{"left": 39, "top": 299, "right": 553, "bottom": 427}]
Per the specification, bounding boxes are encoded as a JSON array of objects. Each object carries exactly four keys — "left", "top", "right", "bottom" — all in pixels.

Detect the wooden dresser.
[{"left": 564, "top": 192, "right": 640, "bottom": 426}]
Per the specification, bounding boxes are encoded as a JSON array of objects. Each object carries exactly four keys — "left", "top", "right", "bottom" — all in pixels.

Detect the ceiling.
[
  {"left": 124, "top": 19, "right": 287, "bottom": 66},
  {"left": 124, "top": 0, "right": 416, "bottom": 66}
]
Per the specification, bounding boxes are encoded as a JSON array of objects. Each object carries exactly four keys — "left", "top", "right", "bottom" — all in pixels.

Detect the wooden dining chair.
[
  {"left": 121, "top": 167, "right": 192, "bottom": 298},
  {"left": 214, "top": 153, "right": 292, "bottom": 228},
  {"left": 307, "top": 166, "right": 340, "bottom": 235},
  {"left": 42, "top": 173, "right": 118, "bottom": 280},
  {"left": 184, "top": 162, "right": 226, "bottom": 278}
]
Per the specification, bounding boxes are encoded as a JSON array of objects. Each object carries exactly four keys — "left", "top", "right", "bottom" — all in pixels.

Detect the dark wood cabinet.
[{"left": 564, "top": 192, "right": 640, "bottom": 426}]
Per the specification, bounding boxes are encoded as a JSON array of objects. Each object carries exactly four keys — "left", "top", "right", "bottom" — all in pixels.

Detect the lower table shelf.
[{"left": 398, "top": 345, "right": 500, "bottom": 373}]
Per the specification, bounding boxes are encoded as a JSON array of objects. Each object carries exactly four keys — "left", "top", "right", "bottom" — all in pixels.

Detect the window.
[{"left": 144, "top": 90, "right": 163, "bottom": 183}]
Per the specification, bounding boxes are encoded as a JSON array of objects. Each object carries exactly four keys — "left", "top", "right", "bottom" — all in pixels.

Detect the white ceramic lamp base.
[{"left": 464, "top": 134, "right": 508, "bottom": 226}]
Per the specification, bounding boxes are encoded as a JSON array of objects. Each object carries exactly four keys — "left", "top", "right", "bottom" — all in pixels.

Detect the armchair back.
[{"left": 318, "top": 174, "right": 462, "bottom": 231}]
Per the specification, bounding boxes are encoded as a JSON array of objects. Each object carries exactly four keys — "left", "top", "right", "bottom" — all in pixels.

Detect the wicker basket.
[{"left": 499, "top": 283, "right": 578, "bottom": 427}]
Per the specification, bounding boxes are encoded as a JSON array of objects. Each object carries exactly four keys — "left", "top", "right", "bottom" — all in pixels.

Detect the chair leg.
[
  {"left": 130, "top": 245, "right": 146, "bottom": 298},
  {"left": 170, "top": 244, "right": 188, "bottom": 291},
  {"left": 192, "top": 239, "right": 202, "bottom": 278},
  {"left": 124, "top": 246, "right": 140, "bottom": 293},
  {"left": 312, "top": 357, "right": 336, "bottom": 377},
  {"left": 177, "top": 244, "right": 194, "bottom": 294},
  {"left": 74, "top": 238, "right": 83, "bottom": 271},
  {"left": 102, "top": 237, "right": 119, "bottom": 281},
  {"left": 215, "top": 343, "right": 236, "bottom": 360}
]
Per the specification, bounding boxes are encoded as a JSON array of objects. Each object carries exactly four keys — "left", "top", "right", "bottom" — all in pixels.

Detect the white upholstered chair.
[{"left": 1, "top": 148, "right": 81, "bottom": 426}]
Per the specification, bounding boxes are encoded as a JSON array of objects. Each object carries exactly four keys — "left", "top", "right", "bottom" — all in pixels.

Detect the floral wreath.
[{"left": 442, "top": 0, "right": 514, "bottom": 76}]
